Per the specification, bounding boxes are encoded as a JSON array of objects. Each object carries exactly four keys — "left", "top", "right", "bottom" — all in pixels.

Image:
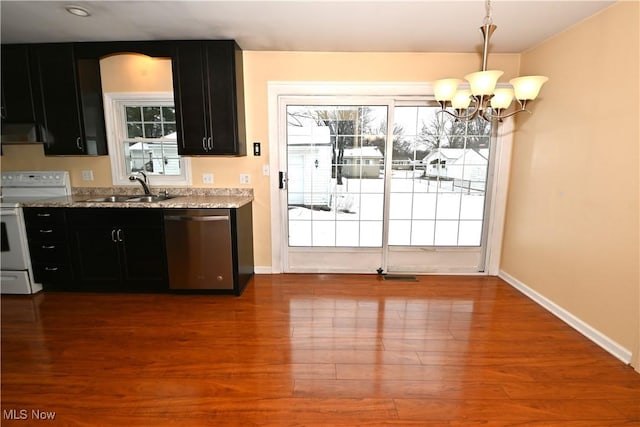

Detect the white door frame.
[{"left": 267, "top": 81, "right": 514, "bottom": 275}]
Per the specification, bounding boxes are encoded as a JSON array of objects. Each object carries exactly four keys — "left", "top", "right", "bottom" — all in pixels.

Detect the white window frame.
[
  {"left": 103, "top": 92, "right": 192, "bottom": 187},
  {"left": 267, "top": 82, "right": 514, "bottom": 275}
]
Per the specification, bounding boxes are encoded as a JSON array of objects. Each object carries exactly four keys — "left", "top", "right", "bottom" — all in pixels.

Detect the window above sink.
[
  {"left": 104, "top": 92, "right": 192, "bottom": 188},
  {"left": 100, "top": 54, "right": 192, "bottom": 187}
]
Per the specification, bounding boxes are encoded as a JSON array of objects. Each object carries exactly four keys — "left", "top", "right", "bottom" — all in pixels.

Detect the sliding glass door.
[{"left": 279, "top": 97, "right": 494, "bottom": 273}]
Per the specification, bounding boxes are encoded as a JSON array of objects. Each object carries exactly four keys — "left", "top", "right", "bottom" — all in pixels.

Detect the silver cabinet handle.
[
  {"left": 41, "top": 245, "right": 56, "bottom": 249},
  {"left": 44, "top": 267, "right": 59, "bottom": 271},
  {"left": 76, "top": 137, "right": 83, "bottom": 151},
  {"left": 111, "top": 229, "right": 117, "bottom": 243},
  {"left": 37, "top": 213, "right": 51, "bottom": 217},
  {"left": 116, "top": 228, "right": 124, "bottom": 242},
  {"left": 165, "top": 215, "right": 229, "bottom": 222},
  {"left": 202, "top": 137, "right": 208, "bottom": 151},
  {"left": 208, "top": 136, "right": 213, "bottom": 150},
  {"left": 39, "top": 229, "right": 53, "bottom": 233}
]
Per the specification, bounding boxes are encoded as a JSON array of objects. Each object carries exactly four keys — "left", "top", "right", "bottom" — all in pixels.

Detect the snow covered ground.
[{"left": 288, "top": 170, "right": 486, "bottom": 247}]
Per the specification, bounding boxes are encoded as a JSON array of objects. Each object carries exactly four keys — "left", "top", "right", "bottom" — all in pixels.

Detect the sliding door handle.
[{"left": 279, "top": 171, "right": 288, "bottom": 190}]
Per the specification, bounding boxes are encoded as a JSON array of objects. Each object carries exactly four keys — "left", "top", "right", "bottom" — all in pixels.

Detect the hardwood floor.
[{"left": 2, "top": 274, "right": 639, "bottom": 426}]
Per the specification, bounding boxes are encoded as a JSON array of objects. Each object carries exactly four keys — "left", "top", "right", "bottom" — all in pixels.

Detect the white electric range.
[{"left": 0, "top": 171, "right": 71, "bottom": 294}]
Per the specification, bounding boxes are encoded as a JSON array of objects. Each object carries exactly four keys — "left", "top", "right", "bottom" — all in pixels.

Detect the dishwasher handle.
[{"left": 165, "top": 215, "right": 230, "bottom": 222}]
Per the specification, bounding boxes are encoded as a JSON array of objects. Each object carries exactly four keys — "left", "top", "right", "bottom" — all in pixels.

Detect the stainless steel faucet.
[{"left": 129, "top": 171, "right": 151, "bottom": 195}]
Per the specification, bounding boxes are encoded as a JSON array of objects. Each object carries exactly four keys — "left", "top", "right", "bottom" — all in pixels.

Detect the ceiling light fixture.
[
  {"left": 434, "top": 0, "right": 548, "bottom": 122},
  {"left": 65, "top": 5, "right": 91, "bottom": 17}
]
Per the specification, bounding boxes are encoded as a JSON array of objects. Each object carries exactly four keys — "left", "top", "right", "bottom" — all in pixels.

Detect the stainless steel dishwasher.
[{"left": 164, "top": 209, "right": 234, "bottom": 290}]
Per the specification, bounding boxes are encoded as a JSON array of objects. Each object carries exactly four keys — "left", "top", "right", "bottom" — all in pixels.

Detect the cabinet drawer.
[
  {"left": 32, "top": 263, "right": 72, "bottom": 284},
  {"left": 26, "top": 225, "right": 66, "bottom": 240},
  {"left": 23, "top": 208, "right": 66, "bottom": 224},
  {"left": 29, "top": 241, "right": 69, "bottom": 262}
]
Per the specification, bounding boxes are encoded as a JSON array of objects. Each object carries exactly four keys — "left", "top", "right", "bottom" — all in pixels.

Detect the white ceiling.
[{"left": 0, "top": 1, "right": 614, "bottom": 53}]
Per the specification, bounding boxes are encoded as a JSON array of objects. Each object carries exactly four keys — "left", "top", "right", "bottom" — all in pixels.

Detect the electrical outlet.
[
  {"left": 202, "top": 173, "right": 214, "bottom": 184},
  {"left": 240, "top": 174, "right": 250, "bottom": 185},
  {"left": 81, "top": 170, "right": 94, "bottom": 181}
]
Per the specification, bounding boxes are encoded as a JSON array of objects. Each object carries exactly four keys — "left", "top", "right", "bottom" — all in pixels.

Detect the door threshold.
[{"left": 381, "top": 274, "right": 418, "bottom": 282}]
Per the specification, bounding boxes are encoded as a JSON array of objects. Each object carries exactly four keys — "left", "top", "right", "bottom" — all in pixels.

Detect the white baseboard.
[
  {"left": 498, "top": 270, "right": 632, "bottom": 364},
  {"left": 254, "top": 266, "right": 273, "bottom": 275}
]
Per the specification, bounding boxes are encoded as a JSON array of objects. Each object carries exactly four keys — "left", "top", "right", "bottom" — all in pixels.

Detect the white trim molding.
[
  {"left": 103, "top": 92, "right": 192, "bottom": 187},
  {"left": 267, "top": 81, "right": 512, "bottom": 275},
  {"left": 499, "top": 270, "right": 632, "bottom": 365},
  {"left": 254, "top": 266, "right": 273, "bottom": 275}
]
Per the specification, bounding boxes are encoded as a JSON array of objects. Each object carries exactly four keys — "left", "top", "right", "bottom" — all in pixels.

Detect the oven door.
[{"left": 0, "top": 208, "right": 30, "bottom": 270}]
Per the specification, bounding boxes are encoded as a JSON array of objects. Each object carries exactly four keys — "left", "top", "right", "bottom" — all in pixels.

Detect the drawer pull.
[
  {"left": 41, "top": 245, "right": 56, "bottom": 249},
  {"left": 37, "top": 213, "right": 51, "bottom": 217},
  {"left": 44, "top": 267, "right": 59, "bottom": 271},
  {"left": 39, "top": 229, "right": 54, "bottom": 233}
]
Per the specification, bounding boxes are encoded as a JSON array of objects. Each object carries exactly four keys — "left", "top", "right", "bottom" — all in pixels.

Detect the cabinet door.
[
  {"left": 172, "top": 42, "right": 209, "bottom": 155},
  {"left": 31, "top": 44, "right": 84, "bottom": 155},
  {"left": 205, "top": 41, "right": 245, "bottom": 155},
  {"left": 31, "top": 44, "right": 107, "bottom": 155},
  {"left": 76, "top": 58, "right": 108, "bottom": 155},
  {"left": 119, "top": 224, "right": 168, "bottom": 291},
  {"left": 68, "top": 226, "right": 122, "bottom": 290},
  {"left": 1, "top": 44, "right": 37, "bottom": 124}
]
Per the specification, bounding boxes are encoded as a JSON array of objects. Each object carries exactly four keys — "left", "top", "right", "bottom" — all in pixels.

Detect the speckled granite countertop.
[{"left": 20, "top": 187, "right": 253, "bottom": 209}]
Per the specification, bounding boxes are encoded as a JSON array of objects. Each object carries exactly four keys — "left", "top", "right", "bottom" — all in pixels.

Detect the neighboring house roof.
[
  {"left": 128, "top": 142, "right": 152, "bottom": 151},
  {"left": 343, "top": 146, "right": 384, "bottom": 158},
  {"left": 423, "top": 148, "right": 488, "bottom": 163}
]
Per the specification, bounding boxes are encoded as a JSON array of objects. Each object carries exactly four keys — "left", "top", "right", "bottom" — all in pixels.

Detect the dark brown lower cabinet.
[
  {"left": 23, "top": 207, "right": 73, "bottom": 290},
  {"left": 24, "top": 206, "right": 252, "bottom": 294},
  {"left": 66, "top": 208, "right": 168, "bottom": 292}
]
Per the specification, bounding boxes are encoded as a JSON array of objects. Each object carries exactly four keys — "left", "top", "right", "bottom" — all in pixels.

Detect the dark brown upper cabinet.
[
  {"left": 1, "top": 44, "right": 37, "bottom": 125},
  {"left": 30, "top": 43, "right": 107, "bottom": 155},
  {"left": 172, "top": 40, "right": 246, "bottom": 156}
]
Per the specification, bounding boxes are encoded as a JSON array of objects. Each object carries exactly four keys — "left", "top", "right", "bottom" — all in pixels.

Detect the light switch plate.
[{"left": 240, "top": 174, "right": 250, "bottom": 184}]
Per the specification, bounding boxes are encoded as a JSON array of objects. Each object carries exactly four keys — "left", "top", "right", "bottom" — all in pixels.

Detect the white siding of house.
[{"left": 287, "top": 126, "right": 333, "bottom": 206}]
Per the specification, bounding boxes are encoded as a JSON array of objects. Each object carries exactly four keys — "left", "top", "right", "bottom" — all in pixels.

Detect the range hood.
[{"left": 1, "top": 123, "right": 43, "bottom": 144}]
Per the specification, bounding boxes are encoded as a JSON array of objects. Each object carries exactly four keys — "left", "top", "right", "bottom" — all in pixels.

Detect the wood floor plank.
[
  {"left": 293, "top": 379, "right": 509, "bottom": 399},
  {"left": 394, "top": 398, "right": 629, "bottom": 422},
  {"left": 2, "top": 274, "right": 638, "bottom": 426}
]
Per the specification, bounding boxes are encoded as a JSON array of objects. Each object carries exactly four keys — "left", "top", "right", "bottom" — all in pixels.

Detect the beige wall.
[
  {"left": 501, "top": 1, "right": 640, "bottom": 370},
  {"left": 1, "top": 51, "right": 521, "bottom": 269}
]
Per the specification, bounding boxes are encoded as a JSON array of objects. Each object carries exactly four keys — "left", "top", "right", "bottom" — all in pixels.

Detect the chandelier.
[{"left": 433, "top": 0, "right": 548, "bottom": 122}]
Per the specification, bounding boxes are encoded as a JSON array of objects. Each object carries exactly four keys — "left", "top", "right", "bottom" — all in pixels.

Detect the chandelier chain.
[{"left": 484, "top": 0, "right": 493, "bottom": 26}]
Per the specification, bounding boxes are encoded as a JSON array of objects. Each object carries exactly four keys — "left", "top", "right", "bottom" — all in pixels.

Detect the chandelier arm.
[
  {"left": 491, "top": 108, "right": 532, "bottom": 120},
  {"left": 480, "top": 109, "right": 493, "bottom": 122},
  {"left": 436, "top": 108, "right": 479, "bottom": 121}
]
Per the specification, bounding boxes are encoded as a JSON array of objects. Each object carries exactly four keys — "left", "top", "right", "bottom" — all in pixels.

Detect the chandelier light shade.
[
  {"left": 434, "top": 0, "right": 548, "bottom": 122},
  {"left": 451, "top": 90, "right": 472, "bottom": 110},
  {"left": 509, "top": 76, "right": 549, "bottom": 101},
  {"left": 490, "top": 87, "right": 515, "bottom": 109},
  {"left": 464, "top": 70, "right": 503, "bottom": 96},
  {"left": 433, "top": 79, "right": 463, "bottom": 102}
]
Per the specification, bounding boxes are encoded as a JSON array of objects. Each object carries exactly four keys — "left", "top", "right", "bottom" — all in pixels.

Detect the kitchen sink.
[
  {"left": 80, "top": 194, "right": 174, "bottom": 203},
  {"left": 125, "top": 195, "right": 174, "bottom": 203},
  {"left": 81, "top": 195, "right": 133, "bottom": 203}
]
